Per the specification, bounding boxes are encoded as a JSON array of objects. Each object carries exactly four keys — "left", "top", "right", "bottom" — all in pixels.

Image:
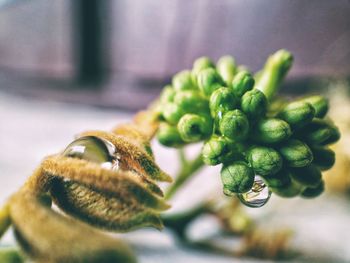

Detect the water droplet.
[
  {"left": 237, "top": 176, "right": 271, "bottom": 208},
  {"left": 62, "top": 136, "right": 120, "bottom": 170}
]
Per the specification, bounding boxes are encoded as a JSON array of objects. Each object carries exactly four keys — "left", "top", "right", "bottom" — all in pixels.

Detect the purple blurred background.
[{"left": 0, "top": 0, "right": 349, "bottom": 109}]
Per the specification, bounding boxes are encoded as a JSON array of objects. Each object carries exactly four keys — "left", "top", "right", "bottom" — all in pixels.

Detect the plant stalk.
[
  {"left": 165, "top": 151, "right": 204, "bottom": 200},
  {"left": 0, "top": 204, "right": 10, "bottom": 239},
  {"left": 255, "top": 49, "right": 293, "bottom": 101}
]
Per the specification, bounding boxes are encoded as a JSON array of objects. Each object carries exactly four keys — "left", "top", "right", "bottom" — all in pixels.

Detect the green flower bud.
[
  {"left": 202, "top": 136, "right": 243, "bottom": 166},
  {"left": 300, "top": 95, "right": 328, "bottom": 118},
  {"left": 217, "top": 55, "right": 237, "bottom": 84},
  {"left": 300, "top": 119, "right": 339, "bottom": 145},
  {"left": 237, "top": 65, "right": 250, "bottom": 73},
  {"left": 300, "top": 180, "right": 324, "bottom": 198},
  {"left": 192, "top": 56, "right": 215, "bottom": 77},
  {"left": 172, "top": 70, "right": 197, "bottom": 91},
  {"left": 247, "top": 146, "right": 283, "bottom": 176},
  {"left": 174, "top": 90, "right": 208, "bottom": 113},
  {"left": 321, "top": 124, "right": 340, "bottom": 145},
  {"left": 221, "top": 161, "right": 255, "bottom": 194},
  {"left": 177, "top": 114, "right": 212, "bottom": 142},
  {"left": 278, "top": 101, "right": 315, "bottom": 129},
  {"left": 253, "top": 118, "right": 292, "bottom": 144},
  {"left": 197, "top": 68, "right": 224, "bottom": 96},
  {"left": 231, "top": 71, "right": 255, "bottom": 97},
  {"left": 263, "top": 168, "right": 291, "bottom": 188},
  {"left": 289, "top": 165, "right": 322, "bottom": 188},
  {"left": 209, "top": 87, "right": 239, "bottom": 117},
  {"left": 157, "top": 123, "right": 184, "bottom": 147},
  {"left": 254, "top": 70, "right": 262, "bottom": 83},
  {"left": 159, "top": 85, "right": 176, "bottom": 104},
  {"left": 162, "top": 103, "right": 186, "bottom": 125},
  {"left": 240, "top": 89, "right": 267, "bottom": 119},
  {"left": 311, "top": 146, "right": 335, "bottom": 171},
  {"left": 278, "top": 139, "right": 313, "bottom": 167},
  {"left": 219, "top": 110, "right": 249, "bottom": 141},
  {"left": 255, "top": 49, "right": 293, "bottom": 101},
  {"left": 271, "top": 179, "right": 303, "bottom": 198}
]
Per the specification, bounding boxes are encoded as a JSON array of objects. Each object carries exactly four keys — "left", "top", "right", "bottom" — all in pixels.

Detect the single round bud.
[
  {"left": 263, "top": 168, "right": 292, "bottom": 188},
  {"left": 289, "top": 165, "right": 322, "bottom": 188},
  {"left": 311, "top": 146, "right": 335, "bottom": 171},
  {"left": 278, "top": 101, "right": 315, "bottom": 129},
  {"left": 172, "top": 70, "right": 197, "bottom": 91},
  {"left": 270, "top": 179, "right": 303, "bottom": 198},
  {"left": 253, "top": 118, "right": 292, "bottom": 144},
  {"left": 278, "top": 139, "right": 313, "bottom": 167},
  {"left": 209, "top": 87, "right": 239, "bottom": 117},
  {"left": 216, "top": 55, "right": 237, "bottom": 84},
  {"left": 159, "top": 85, "right": 176, "bottom": 104},
  {"left": 174, "top": 90, "right": 208, "bottom": 113},
  {"left": 162, "top": 103, "right": 186, "bottom": 125},
  {"left": 221, "top": 161, "right": 255, "bottom": 194},
  {"left": 247, "top": 146, "right": 283, "bottom": 176},
  {"left": 157, "top": 123, "right": 184, "bottom": 147},
  {"left": 231, "top": 71, "right": 255, "bottom": 97},
  {"left": 300, "top": 180, "right": 324, "bottom": 198},
  {"left": 177, "top": 114, "right": 212, "bottom": 142},
  {"left": 202, "top": 136, "right": 242, "bottom": 166},
  {"left": 300, "top": 119, "right": 339, "bottom": 145},
  {"left": 240, "top": 89, "right": 267, "bottom": 119},
  {"left": 321, "top": 124, "right": 340, "bottom": 145},
  {"left": 192, "top": 56, "right": 214, "bottom": 77},
  {"left": 197, "top": 68, "right": 224, "bottom": 97},
  {"left": 300, "top": 95, "right": 328, "bottom": 118},
  {"left": 219, "top": 110, "right": 249, "bottom": 141}
]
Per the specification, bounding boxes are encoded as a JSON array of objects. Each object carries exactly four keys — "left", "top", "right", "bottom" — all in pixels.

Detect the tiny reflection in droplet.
[
  {"left": 237, "top": 176, "right": 271, "bottom": 208},
  {"left": 62, "top": 136, "right": 121, "bottom": 171}
]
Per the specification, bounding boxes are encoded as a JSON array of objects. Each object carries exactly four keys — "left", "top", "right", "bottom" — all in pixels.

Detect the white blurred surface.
[{"left": 1, "top": 91, "right": 350, "bottom": 262}]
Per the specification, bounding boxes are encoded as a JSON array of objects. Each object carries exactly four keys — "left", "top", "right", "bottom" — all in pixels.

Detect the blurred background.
[
  {"left": 1, "top": 0, "right": 350, "bottom": 262},
  {"left": 0, "top": 0, "right": 349, "bottom": 109}
]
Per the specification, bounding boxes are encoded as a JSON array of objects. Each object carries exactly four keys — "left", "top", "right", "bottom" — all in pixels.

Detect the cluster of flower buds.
[{"left": 156, "top": 49, "right": 340, "bottom": 201}]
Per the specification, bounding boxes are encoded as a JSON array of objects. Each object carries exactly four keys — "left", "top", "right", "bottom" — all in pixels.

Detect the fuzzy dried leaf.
[
  {"left": 9, "top": 189, "right": 136, "bottom": 263},
  {"left": 112, "top": 123, "right": 154, "bottom": 158},
  {"left": 41, "top": 156, "right": 170, "bottom": 211},
  {"left": 132, "top": 110, "right": 160, "bottom": 140},
  {"left": 79, "top": 131, "right": 172, "bottom": 182},
  {"left": 50, "top": 180, "right": 163, "bottom": 231}
]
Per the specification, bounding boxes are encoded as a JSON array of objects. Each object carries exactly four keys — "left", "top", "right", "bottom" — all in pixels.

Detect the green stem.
[
  {"left": 0, "top": 247, "right": 24, "bottom": 263},
  {"left": 255, "top": 49, "right": 293, "bottom": 101},
  {"left": 162, "top": 202, "right": 210, "bottom": 240},
  {"left": 0, "top": 204, "right": 11, "bottom": 239},
  {"left": 165, "top": 151, "right": 204, "bottom": 200},
  {"left": 178, "top": 148, "right": 188, "bottom": 167}
]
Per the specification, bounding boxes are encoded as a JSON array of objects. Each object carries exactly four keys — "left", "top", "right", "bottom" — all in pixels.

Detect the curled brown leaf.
[
  {"left": 9, "top": 188, "right": 137, "bottom": 263},
  {"left": 79, "top": 131, "right": 172, "bottom": 183}
]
